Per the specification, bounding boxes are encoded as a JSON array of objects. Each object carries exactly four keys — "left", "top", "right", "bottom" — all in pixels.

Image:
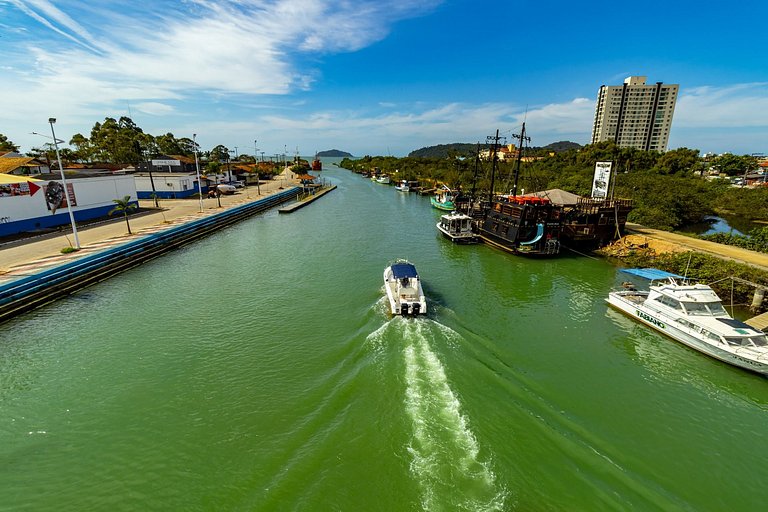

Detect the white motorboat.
[
  {"left": 607, "top": 268, "right": 768, "bottom": 375},
  {"left": 436, "top": 212, "right": 477, "bottom": 243},
  {"left": 394, "top": 180, "right": 410, "bottom": 192},
  {"left": 383, "top": 260, "right": 427, "bottom": 316},
  {"left": 375, "top": 175, "right": 391, "bottom": 184}
]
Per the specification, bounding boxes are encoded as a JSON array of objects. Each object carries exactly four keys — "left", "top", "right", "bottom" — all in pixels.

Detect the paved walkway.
[{"left": 0, "top": 173, "right": 300, "bottom": 281}]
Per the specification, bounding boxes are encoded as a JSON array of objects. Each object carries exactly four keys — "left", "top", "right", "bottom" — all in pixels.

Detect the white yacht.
[
  {"left": 436, "top": 212, "right": 477, "bottom": 244},
  {"left": 607, "top": 268, "right": 768, "bottom": 375},
  {"left": 383, "top": 260, "right": 427, "bottom": 316}
]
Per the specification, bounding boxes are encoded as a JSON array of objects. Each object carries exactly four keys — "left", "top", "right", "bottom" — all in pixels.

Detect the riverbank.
[
  {"left": 0, "top": 171, "right": 301, "bottom": 275},
  {"left": 615, "top": 223, "right": 768, "bottom": 272}
]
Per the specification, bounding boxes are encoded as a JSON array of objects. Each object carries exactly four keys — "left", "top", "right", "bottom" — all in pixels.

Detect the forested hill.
[
  {"left": 408, "top": 141, "right": 582, "bottom": 158},
  {"left": 317, "top": 149, "right": 353, "bottom": 157}
]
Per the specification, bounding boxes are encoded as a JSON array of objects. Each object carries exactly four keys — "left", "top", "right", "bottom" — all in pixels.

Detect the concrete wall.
[
  {"left": 0, "top": 175, "right": 137, "bottom": 237},
  {"left": 134, "top": 173, "right": 204, "bottom": 199}
]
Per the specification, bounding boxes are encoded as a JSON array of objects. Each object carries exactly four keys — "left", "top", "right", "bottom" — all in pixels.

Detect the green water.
[{"left": 2, "top": 165, "right": 767, "bottom": 511}]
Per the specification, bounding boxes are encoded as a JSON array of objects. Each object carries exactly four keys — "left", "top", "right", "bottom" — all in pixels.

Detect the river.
[{"left": 1, "top": 161, "right": 767, "bottom": 511}]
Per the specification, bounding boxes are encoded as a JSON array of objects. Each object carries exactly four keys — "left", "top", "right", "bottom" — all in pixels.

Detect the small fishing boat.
[
  {"left": 394, "top": 180, "right": 410, "bottom": 192},
  {"left": 383, "top": 260, "right": 427, "bottom": 316},
  {"left": 607, "top": 268, "right": 768, "bottom": 375},
  {"left": 375, "top": 175, "right": 391, "bottom": 184},
  {"left": 430, "top": 186, "right": 455, "bottom": 210},
  {"left": 436, "top": 212, "right": 477, "bottom": 243},
  {"left": 311, "top": 157, "right": 322, "bottom": 171}
]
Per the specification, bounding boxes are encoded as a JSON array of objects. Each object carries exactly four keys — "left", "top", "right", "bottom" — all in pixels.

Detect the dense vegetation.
[
  {"left": 341, "top": 141, "right": 768, "bottom": 230},
  {"left": 701, "top": 227, "right": 768, "bottom": 254},
  {"left": 0, "top": 118, "right": 281, "bottom": 174}
]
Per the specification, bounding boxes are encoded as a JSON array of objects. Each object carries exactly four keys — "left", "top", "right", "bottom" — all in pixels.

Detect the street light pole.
[
  {"left": 193, "top": 133, "right": 204, "bottom": 212},
  {"left": 49, "top": 118, "right": 81, "bottom": 249}
]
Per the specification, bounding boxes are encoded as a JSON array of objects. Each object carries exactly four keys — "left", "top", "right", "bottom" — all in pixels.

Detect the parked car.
[
  {"left": 217, "top": 183, "right": 237, "bottom": 195},
  {"left": 227, "top": 180, "right": 245, "bottom": 188}
]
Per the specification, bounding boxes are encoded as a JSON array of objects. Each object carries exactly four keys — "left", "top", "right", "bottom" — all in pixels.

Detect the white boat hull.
[{"left": 607, "top": 291, "right": 768, "bottom": 375}]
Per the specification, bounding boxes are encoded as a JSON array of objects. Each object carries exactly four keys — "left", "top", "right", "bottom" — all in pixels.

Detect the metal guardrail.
[{"left": 0, "top": 187, "right": 299, "bottom": 324}]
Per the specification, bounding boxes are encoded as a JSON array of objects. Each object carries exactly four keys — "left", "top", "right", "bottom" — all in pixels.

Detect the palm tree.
[{"left": 109, "top": 196, "right": 138, "bottom": 234}]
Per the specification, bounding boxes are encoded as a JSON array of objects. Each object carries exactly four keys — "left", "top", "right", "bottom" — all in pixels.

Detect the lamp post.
[
  {"left": 49, "top": 118, "right": 81, "bottom": 249},
  {"left": 253, "top": 139, "right": 261, "bottom": 195},
  {"left": 193, "top": 133, "right": 204, "bottom": 212}
]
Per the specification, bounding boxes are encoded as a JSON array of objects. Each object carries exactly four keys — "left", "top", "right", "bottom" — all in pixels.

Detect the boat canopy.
[
  {"left": 391, "top": 263, "right": 418, "bottom": 279},
  {"left": 620, "top": 268, "right": 685, "bottom": 281}
]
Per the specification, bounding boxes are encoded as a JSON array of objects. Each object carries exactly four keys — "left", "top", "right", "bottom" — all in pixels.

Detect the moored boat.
[
  {"left": 607, "top": 268, "right": 768, "bottom": 375},
  {"left": 436, "top": 212, "right": 477, "bottom": 243},
  {"left": 375, "top": 174, "right": 391, "bottom": 184},
  {"left": 430, "top": 186, "right": 455, "bottom": 210},
  {"left": 476, "top": 194, "right": 562, "bottom": 256},
  {"left": 383, "top": 260, "right": 427, "bottom": 316},
  {"left": 394, "top": 180, "right": 410, "bottom": 192}
]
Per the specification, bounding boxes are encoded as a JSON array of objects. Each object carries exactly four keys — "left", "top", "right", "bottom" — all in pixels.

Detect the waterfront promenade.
[{"left": 0, "top": 172, "right": 300, "bottom": 280}]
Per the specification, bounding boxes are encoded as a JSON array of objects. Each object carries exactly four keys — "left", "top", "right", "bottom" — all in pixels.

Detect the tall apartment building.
[{"left": 590, "top": 76, "right": 678, "bottom": 151}]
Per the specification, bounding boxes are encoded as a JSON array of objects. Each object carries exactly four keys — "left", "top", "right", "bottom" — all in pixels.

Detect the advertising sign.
[
  {"left": 43, "top": 182, "right": 77, "bottom": 214},
  {"left": 591, "top": 161, "right": 612, "bottom": 199},
  {"left": 151, "top": 159, "right": 181, "bottom": 167}
]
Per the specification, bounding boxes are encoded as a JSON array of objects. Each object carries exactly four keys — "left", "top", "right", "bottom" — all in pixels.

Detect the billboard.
[
  {"left": 152, "top": 159, "right": 181, "bottom": 167},
  {"left": 591, "top": 161, "right": 612, "bottom": 199}
]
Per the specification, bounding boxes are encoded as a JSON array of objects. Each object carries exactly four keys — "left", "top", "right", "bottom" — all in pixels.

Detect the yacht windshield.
[
  {"left": 682, "top": 301, "right": 726, "bottom": 316},
  {"left": 707, "top": 302, "right": 727, "bottom": 315},
  {"left": 724, "top": 336, "right": 768, "bottom": 347}
]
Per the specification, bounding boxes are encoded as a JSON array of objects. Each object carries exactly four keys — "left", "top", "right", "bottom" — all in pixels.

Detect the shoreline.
[{"left": 0, "top": 171, "right": 300, "bottom": 275}]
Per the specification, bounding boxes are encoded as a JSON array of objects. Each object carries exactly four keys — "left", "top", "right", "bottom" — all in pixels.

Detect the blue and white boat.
[
  {"left": 383, "top": 260, "right": 427, "bottom": 316},
  {"left": 607, "top": 268, "right": 768, "bottom": 375}
]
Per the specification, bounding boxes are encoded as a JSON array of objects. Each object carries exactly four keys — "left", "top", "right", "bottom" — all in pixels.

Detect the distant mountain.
[
  {"left": 409, "top": 144, "right": 483, "bottom": 158},
  {"left": 541, "top": 141, "right": 582, "bottom": 152},
  {"left": 409, "top": 141, "right": 582, "bottom": 158},
  {"left": 317, "top": 149, "right": 353, "bottom": 157}
]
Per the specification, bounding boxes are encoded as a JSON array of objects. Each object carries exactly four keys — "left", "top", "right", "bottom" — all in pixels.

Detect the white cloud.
[{"left": 675, "top": 83, "right": 768, "bottom": 128}]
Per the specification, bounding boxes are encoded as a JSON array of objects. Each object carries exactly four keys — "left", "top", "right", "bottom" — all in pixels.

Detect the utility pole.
[
  {"left": 486, "top": 129, "right": 506, "bottom": 202},
  {"left": 511, "top": 122, "right": 530, "bottom": 198}
]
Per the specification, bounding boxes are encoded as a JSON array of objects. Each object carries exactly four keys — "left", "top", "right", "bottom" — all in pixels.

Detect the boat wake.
[{"left": 394, "top": 317, "right": 506, "bottom": 511}]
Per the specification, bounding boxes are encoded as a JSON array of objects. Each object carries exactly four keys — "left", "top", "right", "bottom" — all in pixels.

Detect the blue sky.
[{"left": 2, "top": 0, "right": 766, "bottom": 157}]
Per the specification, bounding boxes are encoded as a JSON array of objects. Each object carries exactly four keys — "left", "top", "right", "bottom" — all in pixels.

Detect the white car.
[{"left": 217, "top": 183, "right": 237, "bottom": 195}]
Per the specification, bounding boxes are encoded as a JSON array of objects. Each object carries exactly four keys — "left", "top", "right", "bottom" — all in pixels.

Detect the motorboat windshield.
[
  {"left": 682, "top": 301, "right": 728, "bottom": 316},
  {"left": 724, "top": 335, "right": 768, "bottom": 347}
]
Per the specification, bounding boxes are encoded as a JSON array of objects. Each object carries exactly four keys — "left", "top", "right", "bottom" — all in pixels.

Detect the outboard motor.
[
  {"left": 401, "top": 303, "right": 410, "bottom": 316},
  {"left": 412, "top": 303, "right": 421, "bottom": 315}
]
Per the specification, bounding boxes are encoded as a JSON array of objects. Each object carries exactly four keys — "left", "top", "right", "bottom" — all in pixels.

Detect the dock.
[
  {"left": 745, "top": 311, "right": 768, "bottom": 331},
  {"left": 278, "top": 185, "right": 337, "bottom": 213}
]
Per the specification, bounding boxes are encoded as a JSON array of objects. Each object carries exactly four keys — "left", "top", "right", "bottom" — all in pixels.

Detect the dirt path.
[{"left": 621, "top": 223, "right": 768, "bottom": 272}]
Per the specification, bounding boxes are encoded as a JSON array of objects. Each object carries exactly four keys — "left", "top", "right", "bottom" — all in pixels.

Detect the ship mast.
[
  {"left": 486, "top": 129, "right": 505, "bottom": 202},
  {"left": 511, "top": 122, "right": 531, "bottom": 198}
]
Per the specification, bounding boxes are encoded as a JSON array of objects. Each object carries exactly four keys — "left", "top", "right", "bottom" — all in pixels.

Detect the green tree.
[
  {"left": 712, "top": 153, "right": 758, "bottom": 177},
  {"left": 0, "top": 133, "right": 19, "bottom": 152},
  {"left": 651, "top": 148, "right": 702, "bottom": 175},
  {"left": 109, "top": 196, "right": 138, "bottom": 234}
]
